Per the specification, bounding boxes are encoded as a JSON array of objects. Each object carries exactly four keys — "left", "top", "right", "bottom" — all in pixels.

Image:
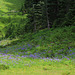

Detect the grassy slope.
[
  {"left": 0, "top": 26, "right": 75, "bottom": 75},
  {"left": 20, "top": 26, "right": 75, "bottom": 51},
  {"left": 0, "top": 26, "right": 75, "bottom": 58}
]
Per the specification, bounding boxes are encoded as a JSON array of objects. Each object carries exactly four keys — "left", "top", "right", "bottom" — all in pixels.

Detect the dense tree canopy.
[
  {"left": 2, "top": 0, "right": 75, "bottom": 38},
  {"left": 21, "top": 0, "right": 75, "bottom": 31}
]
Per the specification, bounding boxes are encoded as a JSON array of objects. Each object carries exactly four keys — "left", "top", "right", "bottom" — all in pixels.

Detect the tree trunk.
[
  {"left": 45, "top": 0, "right": 50, "bottom": 29},
  {"left": 33, "top": 4, "right": 36, "bottom": 32}
]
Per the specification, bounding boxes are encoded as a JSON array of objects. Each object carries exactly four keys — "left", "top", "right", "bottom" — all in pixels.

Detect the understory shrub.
[{"left": 0, "top": 64, "right": 9, "bottom": 70}]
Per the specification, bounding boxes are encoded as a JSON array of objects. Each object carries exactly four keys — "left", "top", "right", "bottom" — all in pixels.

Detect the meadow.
[
  {"left": 0, "top": 0, "right": 75, "bottom": 75},
  {"left": 0, "top": 26, "right": 75, "bottom": 75},
  {"left": 0, "top": 56, "right": 75, "bottom": 75}
]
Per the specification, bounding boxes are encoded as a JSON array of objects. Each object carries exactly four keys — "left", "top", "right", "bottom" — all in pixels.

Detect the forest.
[{"left": 0, "top": 0, "right": 75, "bottom": 75}]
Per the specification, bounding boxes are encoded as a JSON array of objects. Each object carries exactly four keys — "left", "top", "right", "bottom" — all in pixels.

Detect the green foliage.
[
  {"left": 1, "top": 15, "right": 28, "bottom": 38},
  {"left": 0, "top": 0, "right": 75, "bottom": 74},
  {"left": 0, "top": 26, "right": 75, "bottom": 59},
  {"left": 70, "top": 26, "right": 75, "bottom": 33},
  {"left": 0, "top": 0, "right": 24, "bottom": 14},
  {"left": 0, "top": 0, "right": 75, "bottom": 38},
  {"left": 0, "top": 0, "right": 75, "bottom": 58},
  {"left": 0, "top": 64, "right": 9, "bottom": 70},
  {"left": 15, "top": 26, "right": 75, "bottom": 58},
  {"left": 22, "top": 0, "right": 75, "bottom": 29}
]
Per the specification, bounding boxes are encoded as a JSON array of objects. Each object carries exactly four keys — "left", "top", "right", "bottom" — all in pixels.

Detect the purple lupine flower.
[
  {"left": 69, "top": 50, "right": 72, "bottom": 52},
  {"left": 21, "top": 56, "right": 25, "bottom": 58},
  {"left": 8, "top": 56, "right": 14, "bottom": 59},
  {"left": 67, "top": 58, "right": 69, "bottom": 60},
  {"left": 27, "top": 44, "right": 31, "bottom": 47},
  {"left": 21, "top": 48, "right": 25, "bottom": 50},
  {"left": 50, "top": 59, "right": 53, "bottom": 61},
  {"left": 29, "top": 54, "right": 34, "bottom": 57},
  {"left": 72, "top": 53, "right": 75, "bottom": 55},
  {"left": 16, "top": 55, "right": 20, "bottom": 57},
  {"left": 36, "top": 45, "right": 40, "bottom": 47},
  {"left": 46, "top": 57, "right": 49, "bottom": 59}
]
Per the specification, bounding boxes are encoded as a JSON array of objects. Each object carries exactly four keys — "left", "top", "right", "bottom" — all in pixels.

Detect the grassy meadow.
[
  {"left": 0, "top": 26, "right": 75, "bottom": 75},
  {"left": 0, "top": 58, "right": 75, "bottom": 75}
]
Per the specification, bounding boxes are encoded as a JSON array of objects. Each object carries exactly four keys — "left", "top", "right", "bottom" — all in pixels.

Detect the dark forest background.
[{"left": 3, "top": 0, "right": 75, "bottom": 38}]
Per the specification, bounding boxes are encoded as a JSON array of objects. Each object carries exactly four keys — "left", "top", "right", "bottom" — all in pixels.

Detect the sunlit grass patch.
[
  {"left": 0, "top": 58, "right": 75, "bottom": 75},
  {"left": 0, "top": 38, "right": 19, "bottom": 46},
  {"left": 0, "top": 0, "right": 24, "bottom": 13}
]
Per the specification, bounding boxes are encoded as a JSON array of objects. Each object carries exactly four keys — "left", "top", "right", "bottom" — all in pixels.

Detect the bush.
[
  {"left": 0, "top": 64, "right": 9, "bottom": 70},
  {"left": 70, "top": 26, "right": 75, "bottom": 33}
]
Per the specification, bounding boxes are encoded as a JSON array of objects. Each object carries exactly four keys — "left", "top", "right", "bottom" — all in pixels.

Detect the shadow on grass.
[{"left": 0, "top": 64, "right": 9, "bottom": 70}]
